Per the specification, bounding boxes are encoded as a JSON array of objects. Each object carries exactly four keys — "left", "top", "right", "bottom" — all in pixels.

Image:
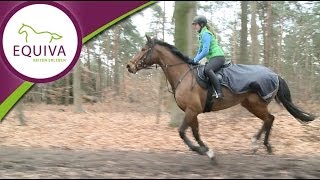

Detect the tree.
[
  {"left": 113, "top": 25, "right": 121, "bottom": 95},
  {"left": 73, "top": 59, "right": 83, "bottom": 112},
  {"left": 263, "top": 1, "right": 273, "bottom": 67},
  {"left": 174, "top": 2, "right": 197, "bottom": 56},
  {"left": 15, "top": 100, "right": 26, "bottom": 126},
  {"left": 250, "top": 1, "right": 259, "bottom": 64},
  {"left": 147, "top": 2, "right": 168, "bottom": 124},
  {"left": 95, "top": 43, "right": 103, "bottom": 102},
  {"left": 239, "top": 1, "right": 249, "bottom": 64},
  {"left": 169, "top": 1, "right": 197, "bottom": 127}
]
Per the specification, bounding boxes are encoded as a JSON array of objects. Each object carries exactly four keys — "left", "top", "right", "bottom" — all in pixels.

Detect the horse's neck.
[{"left": 156, "top": 47, "right": 190, "bottom": 91}]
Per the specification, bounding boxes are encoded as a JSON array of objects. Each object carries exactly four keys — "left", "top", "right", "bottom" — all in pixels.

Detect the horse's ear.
[{"left": 145, "top": 35, "right": 152, "bottom": 44}]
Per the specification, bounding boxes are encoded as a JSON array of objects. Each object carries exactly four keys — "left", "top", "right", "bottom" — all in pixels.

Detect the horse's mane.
[{"left": 153, "top": 39, "right": 191, "bottom": 63}]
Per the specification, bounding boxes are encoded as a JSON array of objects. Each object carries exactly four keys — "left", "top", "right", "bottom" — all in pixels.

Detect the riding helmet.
[{"left": 192, "top": 15, "right": 207, "bottom": 27}]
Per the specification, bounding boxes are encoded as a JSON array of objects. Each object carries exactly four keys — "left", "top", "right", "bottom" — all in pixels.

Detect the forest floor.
[{"left": 0, "top": 96, "right": 319, "bottom": 178}]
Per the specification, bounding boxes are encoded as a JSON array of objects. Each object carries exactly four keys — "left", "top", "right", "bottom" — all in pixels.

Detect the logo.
[{"left": 1, "top": 2, "right": 82, "bottom": 83}]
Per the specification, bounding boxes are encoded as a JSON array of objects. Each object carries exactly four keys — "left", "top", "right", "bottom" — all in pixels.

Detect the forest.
[{"left": 14, "top": 1, "right": 319, "bottom": 125}]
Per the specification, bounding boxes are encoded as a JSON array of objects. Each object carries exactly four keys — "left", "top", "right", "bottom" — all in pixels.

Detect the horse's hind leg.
[
  {"left": 241, "top": 97, "right": 275, "bottom": 154},
  {"left": 251, "top": 123, "right": 265, "bottom": 153},
  {"left": 263, "top": 114, "right": 274, "bottom": 154}
]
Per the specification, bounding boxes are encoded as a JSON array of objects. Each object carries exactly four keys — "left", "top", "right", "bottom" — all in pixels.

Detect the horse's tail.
[{"left": 275, "top": 76, "right": 316, "bottom": 123}]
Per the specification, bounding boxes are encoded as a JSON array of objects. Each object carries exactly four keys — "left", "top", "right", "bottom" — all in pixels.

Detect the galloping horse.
[
  {"left": 126, "top": 35, "right": 316, "bottom": 161},
  {"left": 18, "top": 23, "right": 62, "bottom": 43}
]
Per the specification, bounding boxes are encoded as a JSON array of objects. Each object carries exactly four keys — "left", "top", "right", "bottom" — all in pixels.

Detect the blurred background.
[
  {"left": 1, "top": 1, "right": 319, "bottom": 178},
  {"left": 12, "top": 1, "right": 319, "bottom": 124}
]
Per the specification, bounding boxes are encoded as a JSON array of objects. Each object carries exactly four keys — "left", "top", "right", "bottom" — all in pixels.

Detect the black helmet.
[{"left": 192, "top": 15, "right": 207, "bottom": 26}]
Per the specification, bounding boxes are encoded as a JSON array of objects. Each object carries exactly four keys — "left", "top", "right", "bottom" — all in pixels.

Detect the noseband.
[{"left": 136, "top": 47, "right": 153, "bottom": 69}]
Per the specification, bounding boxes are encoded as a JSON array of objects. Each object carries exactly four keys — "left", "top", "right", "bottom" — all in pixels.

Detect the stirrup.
[
  {"left": 213, "top": 91, "right": 223, "bottom": 99},
  {"left": 212, "top": 91, "right": 218, "bottom": 98},
  {"left": 217, "top": 93, "right": 224, "bottom": 99}
]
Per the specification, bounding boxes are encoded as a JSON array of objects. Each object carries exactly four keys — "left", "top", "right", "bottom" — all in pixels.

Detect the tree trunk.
[
  {"left": 168, "top": 1, "right": 197, "bottom": 127},
  {"left": 304, "top": 44, "right": 311, "bottom": 98},
  {"left": 276, "top": 15, "right": 283, "bottom": 73},
  {"left": 64, "top": 73, "right": 70, "bottom": 105},
  {"left": 250, "top": 1, "right": 259, "bottom": 64},
  {"left": 82, "top": 44, "right": 95, "bottom": 96},
  {"left": 106, "top": 66, "right": 112, "bottom": 88},
  {"left": 240, "top": 1, "right": 248, "bottom": 64},
  {"left": 231, "top": 21, "right": 239, "bottom": 64},
  {"left": 15, "top": 100, "right": 26, "bottom": 126},
  {"left": 156, "top": 74, "right": 166, "bottom": 124},
  {"left": 156, "top": 1, "right": 167, "bottom": 124},
  {"left": 174, "top": 2, "right": 197, "bottom": 55},
  {"left": 113, "top": 26, "right": 121, "bottom": 95},
  {"left": 96, "top": 55, "right": 102, "bottom": 102},
  {"left": 263, "top": 1, "right": 272, "bottom": 67},
  {"left": 73, "top": 60, "right": 83, "bottom": 113}
]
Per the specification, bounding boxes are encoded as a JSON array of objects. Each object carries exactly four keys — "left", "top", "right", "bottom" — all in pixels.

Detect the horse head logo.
[{"left": 18, "top": 23, "right": 63, "bottom": 43}]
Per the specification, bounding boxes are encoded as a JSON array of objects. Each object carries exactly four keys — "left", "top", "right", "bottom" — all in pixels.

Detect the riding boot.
[{"left": 207, "top": 70, "right": 224, "bottom": 99}]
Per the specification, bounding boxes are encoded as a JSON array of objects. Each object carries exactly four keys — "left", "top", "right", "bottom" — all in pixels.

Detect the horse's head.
[
  {"left": 18, "top": 23, "right": 27, "bottom": 34},
  {"left": 126, "top": 35, "right": 157, "bottom": 74}
]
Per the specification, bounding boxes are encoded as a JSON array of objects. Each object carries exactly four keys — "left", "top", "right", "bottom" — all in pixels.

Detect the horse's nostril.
[{"left": 126, "top": 64, "right": 130, "bottom": 69}]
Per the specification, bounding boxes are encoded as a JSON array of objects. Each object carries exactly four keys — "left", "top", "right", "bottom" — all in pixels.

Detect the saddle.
[
  {"left": 193, "top": 62, "right": 231, "bottom": 113},
  {"left": 192, "top": 62, "right": 279, "bottom": 113},
  {"left": 195, "top": 64, "right": 229, "bottom": 89}
]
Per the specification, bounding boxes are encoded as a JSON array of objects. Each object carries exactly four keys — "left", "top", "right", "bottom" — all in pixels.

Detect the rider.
[{"left": 192, "top": 15, "right": 226, "bottom": 99}]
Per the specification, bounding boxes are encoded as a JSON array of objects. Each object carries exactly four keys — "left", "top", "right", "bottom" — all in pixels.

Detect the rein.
[
  {"left": 136, "top": 42, "right": 199, "bottom": 95},
  {"left": 139, "top": 61, "right": 197, "bottom": 95},
  {"left": 161, "top": 63, "right": 195, "bottom": 95}
]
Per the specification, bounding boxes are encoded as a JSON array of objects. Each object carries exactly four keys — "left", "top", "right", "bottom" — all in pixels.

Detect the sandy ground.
[{"left": 0, "top": 101, "right": 319, "bottom": 178}]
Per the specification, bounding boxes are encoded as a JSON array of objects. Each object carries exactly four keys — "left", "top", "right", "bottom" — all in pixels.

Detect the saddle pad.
[{"left": 219, "top": 64, "right": 279, "bottom": 101}]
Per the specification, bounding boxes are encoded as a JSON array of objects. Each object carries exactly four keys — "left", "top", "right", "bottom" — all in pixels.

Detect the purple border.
[
  {"left": 60, "top": 1, "right": 148, "bottom": 39},
  {"left": 0, "top": 1, "right": 150, "bottom": 103}
]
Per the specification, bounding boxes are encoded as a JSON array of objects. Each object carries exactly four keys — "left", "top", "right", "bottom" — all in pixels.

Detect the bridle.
[
  {"left": 132, "top": 42, "right": 200, "bottom": 96},
  {"left": 135, "top": 47, "right": 153, "bottom": 69}
]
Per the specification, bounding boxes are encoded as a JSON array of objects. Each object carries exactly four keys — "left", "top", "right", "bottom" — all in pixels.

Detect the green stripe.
[
  {"left": 83, "top": 1, "right": 156, "bottom": 43},
  {"left": 0, "top": 82, "right": 34, "bottom": 121},
  {"left": 0, "top": 2, "right": 156, "bottom": 121}
]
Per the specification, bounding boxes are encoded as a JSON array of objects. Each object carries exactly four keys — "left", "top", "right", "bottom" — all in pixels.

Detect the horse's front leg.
[
  {"left": 190, "top": 116, "right": 216, "bottom": 160},
  {"left": 178, "top": 115, "right": 199, "bottom": 152},
  {"left": 178, "top": 110, "right": 215, "bottom": 160}
]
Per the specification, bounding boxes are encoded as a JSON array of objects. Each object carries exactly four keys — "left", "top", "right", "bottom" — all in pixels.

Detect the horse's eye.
[{"left": 141, "top": 48, "right": 146, "bottom": 51}]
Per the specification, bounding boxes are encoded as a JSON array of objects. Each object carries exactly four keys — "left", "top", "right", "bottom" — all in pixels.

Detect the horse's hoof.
[
  {"left": 252, "top": 148, "right": 258, "bottom": 155},
  {"left": 199, "top": 146, "right": 209, "bottom": 155},
  {"left": 251, "top": 137, "right": 259, "bottom": 154},
  {"left": 251, "top": 145, "right": 259, "bottom": 154},
  {"left": 191, "top": 146, "right": 206, "bottom": 156},
  {"left": 207, "top": 150, "right": 217, "bottom": 165},
  {"left": 265, "top": 144, "right": 273, "bottom": 154},
  {"left": 206, "top": 149, "right": 215, "bottom": 160},
  {"left": 267, "top": 148, "right": 273, "bottom": 155}
]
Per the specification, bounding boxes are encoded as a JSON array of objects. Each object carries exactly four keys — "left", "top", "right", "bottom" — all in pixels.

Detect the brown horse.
[{"left": 126, "top": 35, "right": 316, "bottom": 161}]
